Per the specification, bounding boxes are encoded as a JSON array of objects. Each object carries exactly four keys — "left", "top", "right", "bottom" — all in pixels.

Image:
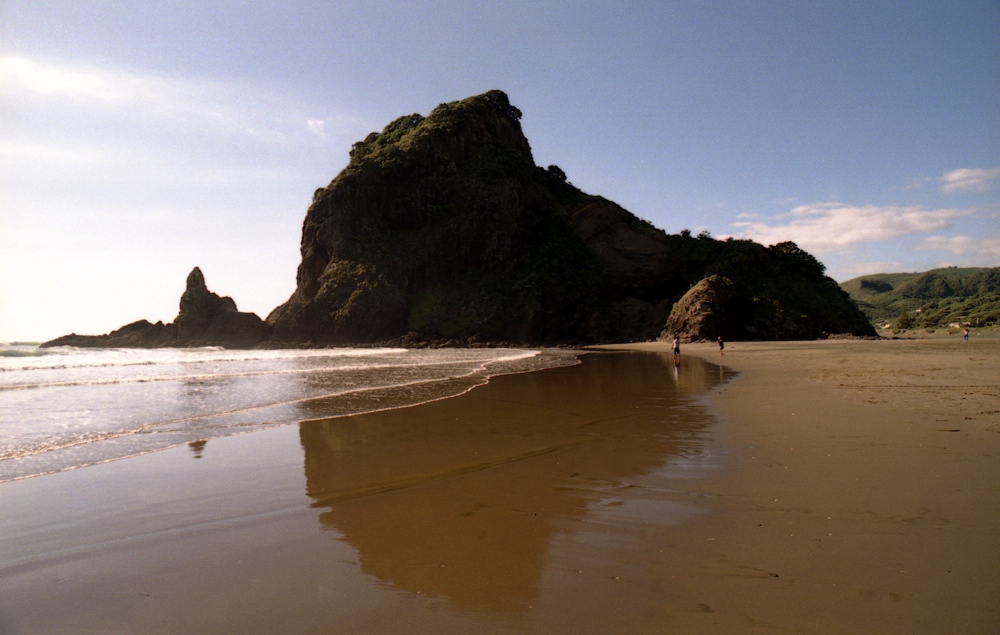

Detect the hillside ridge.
[{"left": 841, "top": 267, "right": 1000, "bottom": 329}]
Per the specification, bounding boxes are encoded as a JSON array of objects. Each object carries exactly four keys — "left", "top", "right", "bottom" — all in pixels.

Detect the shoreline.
[
  {"left": 1, "top": 351, "right": 727, "bottom": 633},
  {"left": 0, "top": 346, "right": 578, "bottom": 484}
]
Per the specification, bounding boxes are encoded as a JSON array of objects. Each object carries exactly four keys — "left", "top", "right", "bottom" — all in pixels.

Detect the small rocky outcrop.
[
  {"left": 661, "top": 242, "right": 876, "bottom": 341},
  {"left": 41, "top": 268, "right": 269, "bottom": 349},
  {"left": 173, "top": 268, "right": 269, "bottom": 346},
  {"left": 662, "top": 275, "right": 735, "bottom": 341},
  {"left": 41, "top": 319, "right": 176, "bottom": 349}
]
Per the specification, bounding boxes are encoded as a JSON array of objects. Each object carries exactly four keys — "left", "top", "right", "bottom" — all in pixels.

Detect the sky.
[{"left": 1, "top": 1, "right": 998, "bottom": 342}]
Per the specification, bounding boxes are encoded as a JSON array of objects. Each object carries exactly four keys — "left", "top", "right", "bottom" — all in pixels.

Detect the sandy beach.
[
  {"left": 605, "top": 335, "right": 1000, "bottom": 632},
  {"left": 2, "top": 338, "right": 998, "bottom": 633}
]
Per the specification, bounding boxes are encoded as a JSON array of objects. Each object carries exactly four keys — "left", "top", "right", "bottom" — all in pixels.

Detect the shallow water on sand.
[
  {"left": 0, "top": 351, "right": 733, "bottom": 634},
  {"left": 0, "top": 345, "right": 572, "bottom": 482}
]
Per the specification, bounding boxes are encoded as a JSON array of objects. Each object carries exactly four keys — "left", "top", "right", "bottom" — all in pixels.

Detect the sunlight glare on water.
[{"left": 0, "top": 344, "right": 578, "bottom": 482}]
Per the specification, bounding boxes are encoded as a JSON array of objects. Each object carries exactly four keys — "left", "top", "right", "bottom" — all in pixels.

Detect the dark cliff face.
[
  {"left": 564, "top": 199, "right": 874, "bottom": 340},
  {"left": 266, "top": 91, "right": 610, "bottom": 344},
  {"left": 267, "top": 90, "right": 875, "bottom": 344}
]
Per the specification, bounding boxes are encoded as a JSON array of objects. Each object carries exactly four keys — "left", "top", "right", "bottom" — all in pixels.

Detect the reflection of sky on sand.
[{"left": 299, "top": 352, "right": 732, "bottom": 616}]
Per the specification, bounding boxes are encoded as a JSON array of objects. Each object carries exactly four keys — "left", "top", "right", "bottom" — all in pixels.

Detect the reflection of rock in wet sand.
[
  {"left": 188, "top": 439, "right": 207, "bottom": 458},
  {"left": 299, "top": 352, "right": 723, "bottom": 614}
]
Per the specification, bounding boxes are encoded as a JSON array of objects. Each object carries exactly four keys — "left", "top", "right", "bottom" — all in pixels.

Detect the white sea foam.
[
  {"left": 0, "top": 344, "right": 577, "bottom": 482},
  {"left": 0, "top": 345, "right": 407, "bottom": 372}
]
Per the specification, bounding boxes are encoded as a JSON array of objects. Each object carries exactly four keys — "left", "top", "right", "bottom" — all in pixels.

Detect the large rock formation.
[
  {"left": 41, "top": 267, "right": 269, "bottom": 348},
  {"left": 266, "top": 91, "right": 607, "bottom": 345},
  {"left": 267, "top": 90, "right": 874, "bottom": 344},
  {"left": 43, "top": 90, "right": 875, "bottom": 348}
]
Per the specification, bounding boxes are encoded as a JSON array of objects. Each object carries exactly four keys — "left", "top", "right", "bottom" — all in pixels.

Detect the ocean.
[{"left": 0, "top": 344, "right": 578, "bottom": 483}]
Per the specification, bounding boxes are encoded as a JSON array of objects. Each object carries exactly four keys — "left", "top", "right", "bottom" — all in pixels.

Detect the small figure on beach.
[
  {"left": 963, "top": 329, "right": 969, "bottom": 342},
  {"left": 671, "top": 336, "right": 681, "bottom": 364},
  {"left": 717, "top": 336, "right": 725, "bottom": 357}
]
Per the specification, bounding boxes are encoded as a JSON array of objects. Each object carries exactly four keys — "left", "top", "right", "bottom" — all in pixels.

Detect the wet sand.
[
  {"left": 2, "top": 340, "right": 998, "bottom": 633},
  {"left": 604, "top": 336, "right": 1000, "bottom": 632},
  {"left": 0, "top": 352, "right": 728, "bottom": 634}
]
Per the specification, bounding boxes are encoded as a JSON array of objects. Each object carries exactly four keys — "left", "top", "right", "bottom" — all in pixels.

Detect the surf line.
[{"left": 1, "top": 357, "right": 544, "bottom": 461}]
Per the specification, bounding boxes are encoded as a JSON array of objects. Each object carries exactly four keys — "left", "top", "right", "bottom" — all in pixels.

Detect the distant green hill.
[{"left": 840, "top": 267, "right": 1000, "bottom": 328}]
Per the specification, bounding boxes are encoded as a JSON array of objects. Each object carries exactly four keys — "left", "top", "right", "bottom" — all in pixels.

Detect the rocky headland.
[
  {"left": 42, "top": 90, "right": 875, "bottom": 349},
  {"left": 41, "top": 268, "right": 269, "bottom": 349},
  {"left": 265, "top": 90, "right": 873, "bottom": 345}
]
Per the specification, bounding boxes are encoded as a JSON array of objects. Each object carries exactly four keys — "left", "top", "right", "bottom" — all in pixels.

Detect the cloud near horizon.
[
  {"left": 939, "top": 168, "right": 1000, "bottom": 194},
  {"left": 732, "top": 202, "right": 971, "bottom": 254},
  {"left": 920, "top": 235, "right": 1000, "bottom": 263},
  {"left": 835, "top": 260, "right": 908, "bottom": 278}
]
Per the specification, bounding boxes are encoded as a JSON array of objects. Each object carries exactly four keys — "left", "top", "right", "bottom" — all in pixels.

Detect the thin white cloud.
[
  {"left": 0, "top": 56, "right": 241, "bottom": 131},
  {"left": 0, "top": 56, "right": 362, "bottom": 145},
  {"left": 0, "top": 56, "right": 372, "bottom": 228},
  {"left": 0, "top": 138, "right": 113, "bottom": 165},
  {"left": 939, "top": 168, "right": 1000, "bottom": 194},
  {"left": 732, "top": 202, "right": 971, "bottom": 254},
  {"left": 1, "top": 56, "right": 113, "bottom": 100},
  {"left": 920, "top": 235, "right": 1000, "bottom": 262},
  {"left": 306, "top": 119, "right": 326, "bottom": 138},
  {"left": 838, "top": 260, "right": 907, "bottom": 278}
]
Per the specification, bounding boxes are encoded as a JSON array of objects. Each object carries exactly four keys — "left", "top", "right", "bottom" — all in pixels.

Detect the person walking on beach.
[
  {"left": 717, "top": 336, "right": 725, "bottom": 357},
  {"left": 963, "top": 329, "right": 970, "bottom": 341},
  {"left": 671, "top": 336, "right": 681, "bottom": 364}
]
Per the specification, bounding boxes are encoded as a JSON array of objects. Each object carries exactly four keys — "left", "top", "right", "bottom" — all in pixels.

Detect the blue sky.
[{"left": 2, "top": 1, "right": 998, "bottom": 341}]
